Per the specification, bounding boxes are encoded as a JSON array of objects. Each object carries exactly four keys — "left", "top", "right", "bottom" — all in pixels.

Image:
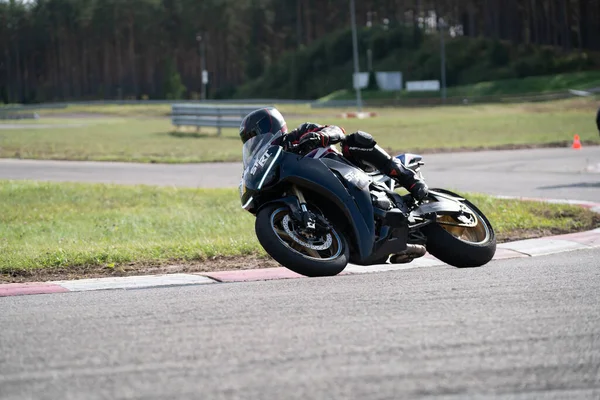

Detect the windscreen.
[{"left": 242, "top": 131, "right": 283, "bottom": 169}]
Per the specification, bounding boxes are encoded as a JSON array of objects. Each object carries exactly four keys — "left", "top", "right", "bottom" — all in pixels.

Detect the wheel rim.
[
  {"left": 437, "top": 205, "right": 491, "bottom": 245},
  {"left": 270, "top": 207, "right": 343, "bottom": 261}
]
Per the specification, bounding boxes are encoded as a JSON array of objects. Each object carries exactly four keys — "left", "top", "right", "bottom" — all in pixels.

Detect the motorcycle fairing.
[
  {"left": 242, "top": 144, "right": 411, "bottom": 264},
  {"left": 319, "top": 157, "right": 410, "bottom": 263},
  {"left": 240, "top": 146, "right": 283, "bottom": 211},
  {"left": 275, "top": 153, "right": 376, "bottom": 261}
]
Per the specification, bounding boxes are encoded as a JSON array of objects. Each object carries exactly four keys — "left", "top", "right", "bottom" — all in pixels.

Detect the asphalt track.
[
  {"left": 1, "top": 249, "right": 599, "bottom": 399},
  {"left": 1, "top": 148, "right": 600, "bottom": 399},
  {"left": 1, "top": 146, "right": 600, "bottom": 201}
]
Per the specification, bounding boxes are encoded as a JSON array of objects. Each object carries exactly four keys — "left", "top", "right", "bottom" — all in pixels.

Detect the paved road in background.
[
  {"left": 2, "top": 146, "right": 600, "bottom": 202},
  {"left": 1, "top": 249, "right": 599, "bottom": 399}
]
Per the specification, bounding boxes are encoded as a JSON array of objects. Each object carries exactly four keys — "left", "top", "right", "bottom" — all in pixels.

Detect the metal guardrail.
[
  {"left": 0, "top": 111, "right": 40, "bottom": 120},
  {"left": 171, "top": 104, "right": 271, "bottom": 136},
  {"left": 0, "top": 104, "right": 68, "bottom": 111}
]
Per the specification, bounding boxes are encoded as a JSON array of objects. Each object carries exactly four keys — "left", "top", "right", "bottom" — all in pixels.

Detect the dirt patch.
[
  {"left": 498, "top": 210, "right": 600, "bottom": 243},
  {"left": 498, "top": 228, "right": 568, "bottom": 243},
  {"left": 0, "top": 255, "right": 281, "bottom": 284}
]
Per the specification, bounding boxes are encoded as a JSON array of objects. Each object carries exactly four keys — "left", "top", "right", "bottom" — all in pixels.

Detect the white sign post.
[
  {"left": 352, "top": 72, "right": 370, "bottom": 90},
  {"left": 350, "top": 0, "right": 362, "bottom": 112},
  {"left": 375, "top": 72, "right": 403, "bottom": 91},
  {"left": 405, "top": 80, "right": 441, "bottom": 92}
]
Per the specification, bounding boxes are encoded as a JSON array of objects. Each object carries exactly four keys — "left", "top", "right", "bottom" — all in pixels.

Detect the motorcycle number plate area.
[
  {"left": 243, "top": 146, "right": 281, "bottom": 190},
  {"left": 321, "top": 158, "right": 371, "bottom": 190}
]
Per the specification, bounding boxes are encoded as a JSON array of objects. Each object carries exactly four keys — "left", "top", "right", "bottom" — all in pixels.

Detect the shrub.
[
  {"left": 233, "top": 27, "right": 600, "bottom": 99},
  {"left": 163, "top": 59, "right": 186, "bottom": 100}
]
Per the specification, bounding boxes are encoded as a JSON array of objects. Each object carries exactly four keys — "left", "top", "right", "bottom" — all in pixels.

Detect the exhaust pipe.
[{"left": 390, "top": 244, "right": 427, "bottom": 264}]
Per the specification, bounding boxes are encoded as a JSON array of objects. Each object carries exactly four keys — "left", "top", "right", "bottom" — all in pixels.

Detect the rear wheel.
[
  {"left": 421, "top": 189, "right": 496, "bottom": 268},
  {"left": 255, "top": 204, "right": 350, "bottom": 277}
]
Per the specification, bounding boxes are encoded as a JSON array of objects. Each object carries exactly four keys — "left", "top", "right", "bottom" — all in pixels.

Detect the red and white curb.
[
  {"left": 51, "top": 274, "right": 215, "bottom": 292},
  {"left": 337, "top": 111, "right": 378, "bottom": 119},
  {"left": 2, "top": 197, "right": 599, "bottom": 297},
  {"left": 0, "top": 274, "right": 215, "bottom": 297},
  {"left": 2, "top": 228, "right": 600, "bottom": 297},
  {"left": 495, "top": 196, "right": 600, "bottom": 214}
]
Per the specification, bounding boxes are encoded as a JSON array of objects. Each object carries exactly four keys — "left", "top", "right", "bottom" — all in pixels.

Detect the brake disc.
[{"left": 282, "top": 215, "right": 333, "bottom": 250}]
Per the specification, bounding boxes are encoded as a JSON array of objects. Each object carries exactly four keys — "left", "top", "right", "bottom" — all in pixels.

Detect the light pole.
[
  {"left": 366, "top": 11, "right": 375, "bottom": 72},
  {"left": 439, "top": 20, "right": 447, "bottom": 102},
  {"left": 196, "top": 33, "right": 208, "bottom": 101},
  {"left": 350, "top": 0, "right": 363, "bottom": 112}
]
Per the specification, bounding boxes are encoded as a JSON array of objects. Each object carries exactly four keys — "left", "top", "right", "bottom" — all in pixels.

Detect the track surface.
[
  {"left": 1, "top": 249, "right": 599, "bottom": 399},
  {"left": 2, "top": 146, "right": 599, "bottom": 201},
  {"left": 2, "top": 147, "right": 600, "bottom": 399}
]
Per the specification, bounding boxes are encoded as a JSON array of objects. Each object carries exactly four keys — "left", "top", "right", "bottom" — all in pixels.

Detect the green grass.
[
  {"left": 314, "top": 99, "right": 600, "bottom": 153},
  {"left": 46, "top": 104, "right": 174, "bottom": 117},
  {"left": 319, "top": 70, "right": 600, "bottom": 102},
  {"left": 1, "top": 98, "right": 599, "bottom": 163},
  {"left": 0, "top": 180, "right": 597, "bottom": 279},
  {"left": 0, "top": 181, "right": 258, "bottom": 276},
  {"left": 0, "top": 117, "right": 245, "bottom": 163},
  {"left": 448, "top": 70, "right": 600, "bottom": 97}
]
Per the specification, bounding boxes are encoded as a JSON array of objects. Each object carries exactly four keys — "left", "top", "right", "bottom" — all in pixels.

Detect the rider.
[{"left": 239, "top": 107, "right": 429, "bottom": 201}]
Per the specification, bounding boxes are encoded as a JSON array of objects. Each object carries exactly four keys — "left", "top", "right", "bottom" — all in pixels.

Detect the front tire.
[
  {"left": 421, "top": 189, "right": 496, "bottom": 268},
  {"left": 255, "top": 204, "right": 350, "bottom": 277}
]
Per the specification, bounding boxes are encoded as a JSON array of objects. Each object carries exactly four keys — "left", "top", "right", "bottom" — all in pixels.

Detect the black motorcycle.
[{"left": 239, "top": 131, "right": 496, "bottom": 277}]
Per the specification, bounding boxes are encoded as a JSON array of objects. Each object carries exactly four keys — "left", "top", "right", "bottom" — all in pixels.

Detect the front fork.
[{"left": 291, "top": 185, "right": 316, "bottom": 230}]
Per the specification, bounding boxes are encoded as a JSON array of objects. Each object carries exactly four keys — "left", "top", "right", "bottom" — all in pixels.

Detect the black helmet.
[{"left": 239, "top": 107, "right": 288, "bottom": 144}]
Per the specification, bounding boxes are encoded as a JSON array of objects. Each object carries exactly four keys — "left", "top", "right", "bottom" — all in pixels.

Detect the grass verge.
[
  {"left": 1, "top": 98, "right": 599, "bottom": 163},
  {"left": 1, "top": 180, "right": 598, "bottom": 283}
]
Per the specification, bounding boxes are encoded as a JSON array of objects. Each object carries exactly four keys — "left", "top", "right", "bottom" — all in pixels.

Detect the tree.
[
  {"left": 1, "top": 0, "right": 599, "bottom": 103},
  {"left": 163, "top": 58, "right": 186, "bottom": 99}
]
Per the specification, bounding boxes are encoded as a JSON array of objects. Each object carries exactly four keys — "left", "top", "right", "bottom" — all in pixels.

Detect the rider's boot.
[
  {"left": 343, "top": 131, "right": 429, "bottom": 201},
  {"left": 386, "top": 155, "right": 429, "bottom": 201},
  {"left": 365, "top": 145, "right": 429, "bottom": 201}
]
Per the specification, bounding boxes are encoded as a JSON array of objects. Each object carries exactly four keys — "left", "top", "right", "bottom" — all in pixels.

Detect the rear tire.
[
  {"left": 422, "top": 189, "right": 496, "bottom": 268},
  {"left": 255, "top": 204, "right": 350, "bottom": 277}
]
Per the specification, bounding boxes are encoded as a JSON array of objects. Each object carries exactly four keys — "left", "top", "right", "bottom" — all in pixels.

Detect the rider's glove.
[
  {"left": 281, "top": 135, "right": 295, "bottom": 151},
  {"left": 409, "top": 180, "right": 429, "bottom": 202},
  {"left": 297, "top": 131, "right": 328, "bottom": 153}
]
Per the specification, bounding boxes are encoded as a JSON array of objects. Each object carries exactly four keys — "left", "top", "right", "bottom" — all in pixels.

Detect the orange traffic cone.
[{"left": 572, "top": 134, "right": 582, "bottom": 150}]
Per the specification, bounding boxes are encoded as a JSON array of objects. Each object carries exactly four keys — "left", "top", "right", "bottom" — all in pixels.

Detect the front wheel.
[
  {"left": 255, "top": 204, "right": 350, "bottom": 277},
  {"left": 421, "top": 189, "right": 496, "bottom": 268}
]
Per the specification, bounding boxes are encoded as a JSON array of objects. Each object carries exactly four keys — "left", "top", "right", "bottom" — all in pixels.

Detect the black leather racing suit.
[{"left": 280, "top": 122, "right": 429, "bottom": 200}]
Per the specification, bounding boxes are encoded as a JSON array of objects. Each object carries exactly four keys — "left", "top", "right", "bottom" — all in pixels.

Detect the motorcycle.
[{"left": 239, "top": 130, "right": 496, "bottom": 277}]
